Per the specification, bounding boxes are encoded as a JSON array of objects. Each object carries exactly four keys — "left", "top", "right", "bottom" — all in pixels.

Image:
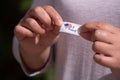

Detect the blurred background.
[{"left": 0, "top": 0, "right": 54, "bottom": 80}]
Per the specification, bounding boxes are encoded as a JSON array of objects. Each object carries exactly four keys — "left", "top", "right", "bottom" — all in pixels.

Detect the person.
[{"left": 13, "top": 0, "right": 120, "bottom": 80}]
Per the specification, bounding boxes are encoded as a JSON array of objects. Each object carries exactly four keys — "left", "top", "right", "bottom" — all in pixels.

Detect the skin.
[
  {"left": 14, "top": 5, "right": 63, "bottom": 72},
  {"left": 14, "top": 5, "right": 120, "bottom": 78},
  {"left": 80, "top": 22, "right": 120, "bottom": 78}
]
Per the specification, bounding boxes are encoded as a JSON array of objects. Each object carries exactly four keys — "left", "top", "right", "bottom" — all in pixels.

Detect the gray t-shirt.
[{"left": 14, "top": 0, "right": 120, "bottom": 80}]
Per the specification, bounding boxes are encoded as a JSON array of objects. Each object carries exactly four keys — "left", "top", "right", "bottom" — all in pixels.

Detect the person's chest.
[{"left": 54, "top": 0, "right": 120, "bottom": 27}]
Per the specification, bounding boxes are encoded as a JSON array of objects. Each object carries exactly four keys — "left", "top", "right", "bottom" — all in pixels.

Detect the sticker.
[{"left": 59, "top": 22, "right": 81, "bottom": 36}]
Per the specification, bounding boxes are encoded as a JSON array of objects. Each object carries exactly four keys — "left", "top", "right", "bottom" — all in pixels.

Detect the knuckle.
[
  {"left": 94, "top": 30, "right": 101, "bottom": 38},
  {"left": 92, "top": 41, "right": 99, "bottom": 51},
  {"left": 14, "top": 25, "right": 22, "bottom": 35},
  {"left": 95, "top": 22, "right": 107, "bottom": 29},
  {"left": 45, "top": 19, "right": 51, "bottom": 25},
  {"left": 92, "top": 44, "right": 95, "bottom": 52},
  {"left": 93, "top": 54, "right": 105, "bottom": 65},
  {"left": 93, "top": 54, "right": 98, "bottom": 60},
  {"left": 93, "top": 54, "right": 97, "bottom": 61},
  {"left": 83, "top": 22, "right": 90, "bottom": 27},
  {"left": 14, "top": 25, "right": 19, "bottom": 33},
  {"left": 26, "top": 18, "right": 35, "bottom": 26},
  {"left": 31, "top": 6, "right": 42, "bottom": 13},
  {"left": 43, "top": 5, "right": 53, "bottom": 10},
  {"left": 96, "top": 22, "right": 105, "bottom": 26},
  {"left": 83, "top": 22, "right": 95, "bottom": 28}
]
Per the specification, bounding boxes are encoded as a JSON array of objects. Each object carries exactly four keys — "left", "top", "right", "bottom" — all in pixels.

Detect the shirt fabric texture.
[{"left": 13, "top": 0, "right": 120, "bottom": 80}]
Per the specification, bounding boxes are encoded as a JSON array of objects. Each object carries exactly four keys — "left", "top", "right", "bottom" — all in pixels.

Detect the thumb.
[
  {"left": 79, "top": 22, "right": 104, "bottom": 41},
  {"left": 79, "top": 24, "right": 95, "bottom": 41},
  {"left": 79, "top": 22, "right": 117, "bottom": 41}
]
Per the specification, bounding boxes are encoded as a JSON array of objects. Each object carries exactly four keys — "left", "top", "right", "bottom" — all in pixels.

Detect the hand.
[
  {"left": 80, "top": 22, "right": 120, "bottom": 77},
  {"left": 14, "top": 5, "right": 63, "bottom": 55},
  {"left": 14, "top": 5, "right": 63, "bottom": 70}
]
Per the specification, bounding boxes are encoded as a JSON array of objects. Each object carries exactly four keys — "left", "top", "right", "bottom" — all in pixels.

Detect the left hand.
[{"left": 80, "top": 22, "right": 120, "bottom": 77}]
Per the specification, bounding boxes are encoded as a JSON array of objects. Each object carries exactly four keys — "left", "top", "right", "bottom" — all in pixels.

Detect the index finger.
[
  {"left": 80, "top": 22, "right": 117, "bottom": 33},
  {"left": 80, "top": 22, "right": 117, "bottom": 41},
  {"left": 43, "top": 6, "right": 63, "bottom": 29}
]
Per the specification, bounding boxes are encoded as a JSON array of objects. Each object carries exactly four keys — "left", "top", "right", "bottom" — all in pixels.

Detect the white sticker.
[{"left": 59, "top": 22, "right": 81, "bottom": 36}]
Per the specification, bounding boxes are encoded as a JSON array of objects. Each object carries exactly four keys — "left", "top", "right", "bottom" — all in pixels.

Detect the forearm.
[{"left": 20, "top": 45, "right": 51, "bottom": 72}]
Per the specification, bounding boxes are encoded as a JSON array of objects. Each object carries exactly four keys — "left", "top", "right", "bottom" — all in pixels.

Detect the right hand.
[
  {"left": 14, "top": 6, "right": 63, "bottom": 70},
  {"left": 14, "top": 5, "right": 63, "bottom": 55}
]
